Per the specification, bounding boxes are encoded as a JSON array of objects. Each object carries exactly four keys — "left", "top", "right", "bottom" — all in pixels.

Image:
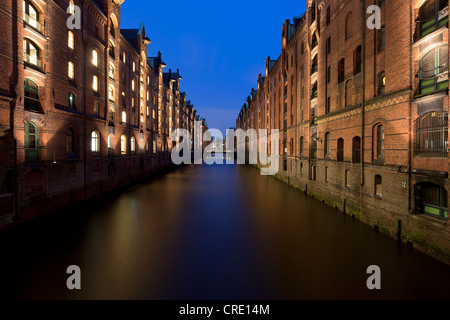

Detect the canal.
[{"left": 0, "top": 164, "right": 449, "bottom": 299}]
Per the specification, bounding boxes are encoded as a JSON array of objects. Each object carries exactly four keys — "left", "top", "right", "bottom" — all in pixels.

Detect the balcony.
[
  {"left": 415, "top": 72, "right": 449, "bottom": 98},
  {"left": 24, "top": 53, "right": 43, "bottom": 72},
  {"left": 23, "top": 13, "right": 44, "bottom": 34},
  {"left": 415, "top": 6, "right": 449, "bottom": 42}
]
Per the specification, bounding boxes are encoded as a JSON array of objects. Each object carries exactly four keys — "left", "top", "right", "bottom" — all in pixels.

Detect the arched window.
[
  {"left": 415, "top": 182, "right": 448, "bottom": 220},
  {"left": 352, "top": 136, "right": 361, "bottom": 163},
  {"left": 338, "top": 58, "right": 345, "bottom": 83},
  {"left": 24, "top": 78, "right": 40, "bottom": 111},
  {"left": 91, "top": 131, "right": 100, "bottom": 153},
  {"left": 324, "top": 132, "right": 331, "bottom": 157},
  {"left": 121, "top": 135, "right": 126, "bottom": 154},
  {"left": 345, "top": 80, "right": 353, "bottom": 107},
  {"left": 415, "top": 111, "right": 448, "bottom": 157},
  {"left": 337, "top": 138, "right": 344, "bottom": 162},
  {"left": 110, "top": 19, "right": 115, "bottom": 38},
  {"left": 373, "top": 124, "right": 384, "bottom": 160},
  {"left": 418, "top": 0, "right": 449, "bottom": 38},
  {"left": 23, "top": 0, "right": 42, "bottom": 32},
  {"left": 375, "top": 175, "right": 382, "bottom": 199},
  {"left": 92, "top": 49, "right": 98, "bottom": 66},
  {"left": 68, "top": 92, "right": 76, "bottom": 109},
  {"left": 345, "top": 12, "right": 352, "bottom": 40},
  {"left": 418, "top": 44, "right": 448, "bottom": 96},
  {"left": 132, "top": 79, "right": 135, "bottom": 91},
  {"left": 25, "top": 121, "right": 38, "bottom": 162},
  {"left": 353, "top": 46, "right": 362, "bottom": 75},
  {"left": 121, "top": 111, "right": 126, "bottom": 123},
  {"left": 131, "top": 136, "right": 136, "bottom": 153},
  {"left": 23, "top": 39, "right": 41, "bottom": 70},
  {"left": 68, "top": 31, "right": 74, "bottom": 49}
]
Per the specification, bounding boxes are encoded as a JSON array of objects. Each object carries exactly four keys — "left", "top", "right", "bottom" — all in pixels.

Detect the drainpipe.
[
  {"left": 360, "top": 0, "right": 367, "bottom": 221},
  {"left": 82, "top": 3, "right": 87, "bottom": 200},
  {"left": 408, "top": 0, "right": 413, "bottom": 213},
  {"left": 11, "top": 0, "right": 19, "bottom": 222}
]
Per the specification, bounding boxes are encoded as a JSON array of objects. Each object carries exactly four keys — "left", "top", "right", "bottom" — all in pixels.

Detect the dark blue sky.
[{"left": 121, "top": 0, "right": 307, "bottom": 134}]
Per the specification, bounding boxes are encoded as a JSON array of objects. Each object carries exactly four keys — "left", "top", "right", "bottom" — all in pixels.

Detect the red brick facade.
[
  {"left": 237, "top": 0, "right": 450, "bottom": 264},
  {"left": 0, "top": 0, "right": 207, "bottom": 227}
]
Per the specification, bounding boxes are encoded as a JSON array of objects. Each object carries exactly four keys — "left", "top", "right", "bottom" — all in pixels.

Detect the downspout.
[
  {"left": 11, "top": 0, "right": 19, "bottom": 222},
  {"left": 82, "top": 3, "right": 87, "bottom": 200},
  {"left": 360, "top": 0, "right": 367, "bottom": 221},
  {"left": 408, "top": 0, "right": 413, "bottom": 213}
]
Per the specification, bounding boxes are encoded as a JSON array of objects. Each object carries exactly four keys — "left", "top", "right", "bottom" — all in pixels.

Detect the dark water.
[{"left": 0, "top": 164, "right": 449, "bottom": 300}]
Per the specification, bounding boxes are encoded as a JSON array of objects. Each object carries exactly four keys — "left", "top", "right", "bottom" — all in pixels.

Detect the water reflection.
[{"left": 0, "top": 164, "right": 449, "bottom": 299}]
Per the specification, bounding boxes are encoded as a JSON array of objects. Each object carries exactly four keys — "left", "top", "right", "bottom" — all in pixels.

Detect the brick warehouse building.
[
  {"left": 0, "top": 0, "right": 207, "bottom": 227},
  {"left": 236, "top": 0, "right": 450, "bottom": 263}
]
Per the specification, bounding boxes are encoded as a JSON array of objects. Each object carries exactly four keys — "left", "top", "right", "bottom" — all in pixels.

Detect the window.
[
  {"left": 23, "top": 0, "right": 41, "bottom": 32},
  {"left": 378, "top": 26, "right": 385, "bottom": 53},
  {"left": 415, "top": 182, "right": 448, "bottom": 220},
  {"left": 92, "top": 50, "right": 98, "bottom": 66},
  {"left": 345, "top": 80, "right": 353, "bottom": 107},
  {"left": 68, "top": 0, "right": 75, "bottom": 15},
  {"left": 93, "top": 75, "right": 98, "bottom": 92},
  {"left": 68, "top": 31, "right": 74, "bottom": 49},
  {"left": 352, "top": 136, "right": 361, "bottom": 163},
  {"left": 418, "top": 44, "right": 448, "bottom": 96},
  {"left": 94, "top": 100, "right": 99, "bottom": 116},
  {"left": 131, "top": 137, "right": 136, "bottom": 153},
  {"left": 108, "top": 135, "right": 113, "bottom": 150},
  {"left": 69, "top": 92, "right": 76, "bottom": 109},
  {"left": 91, "top": 131, "right": 100, "bottom": 153},
  {"left": 338, "top": 59, "right": 345, "bottom": 83},
  {"left": 153, "top": 140, "right": 156, "bottom": 153},
  {"left": 25, "top": 121, "right": 38, "bottom": 162},
  {"left": 290, "top": 138, "right": 294, "bottom": 155},
  {"left": 300, "top": 136, "right": 304, "bottom": 156},
  {"left": 109, "top": 19, "right": 115, "bottom": 38},
  {"left": 24, "top": 78, "right": 40, "bottom": 112},
  {"left": 373, "top": 124, "right": 384, "bottom": 160},
  {"left": 418, "top": 0, "right": 448, "bottom": 39},
  {"left": 132, "top": 79, "right": 135, "bottom": 91},
  {"left": 345, "top": 12, "right": 352, "bottom": 40},
  {"left": 122, "top": 52, "right": 126, "bottom": 63},
  {"left": 108, "top": 85, "right": 115, "bottom": 102},
  {"left": 133, "top": 62, "right": 136, "bottom": 72},
  {"left": 121, "top": 111, "right": 126, "bottom": 123},
  {"left": 326, "top": 7, "right": 331, "bottom": 26},
  {"left": 326, "top": 97, "right": 331, "bottom": 114},
  {"left": 327, "top": 66, "right": 331, "bottom": 83},
  {"left": 354, "top": 46, "right": 362, "bottom": 75},
  {"left": 375, "top": 175, "right": 382, "bottom": 199},
  {"left": 415, "top": 111, "right": 448, "bottom": 157},
  {"left": 311, "top": 33, "right": 318, "bottom": 49},
  {"left": 68, "top": 61, "right": 74, "bottom": 79},
  {"left": 337, "top": 138, "right": 344, "bottom": 162},
  {"left": 108, "top": 63, "right": 115, "bottom": 79},
  {"left": 121, "top": 135, "right": 126, "bottom": 154},
  {"left": 23, "top": 39, "right": 41, "bottom": 70},
  {"left": 324, "top": 132, "right": 331, "bottom": 157},
  {"left": 66, "top": 128, "right": 77, "bottom": 156},
  {"left": 378, "top": 72, "right": 386, "bottom": 95}
]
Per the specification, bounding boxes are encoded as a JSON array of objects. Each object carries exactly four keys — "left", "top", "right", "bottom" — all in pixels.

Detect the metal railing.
[
  {"left": 417, "top": 73, "right": 449, "bottom": 97},
  {"left": 24, "top": 96, "right": 41, "bottom": 112},
  {"left": 416, "top": 7, "right": 449, "bottom": 41}
]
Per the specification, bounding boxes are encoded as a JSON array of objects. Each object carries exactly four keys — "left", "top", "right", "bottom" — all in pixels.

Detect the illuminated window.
[
  {"left": 23, "top": 0, "right": 40, "bottom": 31},
  {"left": 132, "top": 79, "right": 135, "bottom": 91},
  {"left": 121, "top": 135, "right": 126, "bottom": 154},
  {"left": 108, "top": 135, "right": 113, "bottom": 149},
  {"left": 108, "top": 63, "right": 115, "bottom": 79},
  {"left": 121, "top": 111, "right": 126, "bottom": 123},
  {"left": 133, "top": 61, "right": 136, "bottom": 72},
  {"left": 91, "top": 131, "right": 100, "bottom": 153},
  {"left": 68, "top": 0, "right": 75, "bottom": 15},
  {"left": 93, "top": 75, "right": 98, "bottom": 92},
  {"left": 153, "top": 140, "right": 156, "bottom": 153},
  {"left": 130, "top": 136, "right": 135, "bottom": 153},
  {"left": 68, "top": 61, "right": 74, "bottom": 79},
  {"left": 108, "top": 85, "right": 115, "bottom": 102},
  {"left": 23, "top": 39, "right": 40, "bottom": 69},
  {"left": 92, "top": 50, "right": 98, "bottom": 66},
  {"left": 68, "top": 31, "right": 74, "bottom": 49},
  {"left": 122, "top": 52, "right": 126, "bottom": 63},
  {"left": 69, "top": 92, "right": 76, "bottom": 109}
]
